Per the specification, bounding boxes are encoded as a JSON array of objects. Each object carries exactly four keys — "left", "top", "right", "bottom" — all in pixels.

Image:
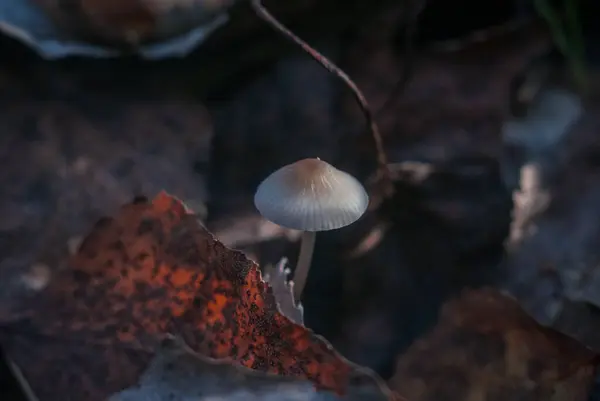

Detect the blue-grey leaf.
[
  {"left": 109, "top": 338, "right": 392, "bottom": 401},
  {"left": 0, "top": 0, "right": 233, "bottom": 59}
]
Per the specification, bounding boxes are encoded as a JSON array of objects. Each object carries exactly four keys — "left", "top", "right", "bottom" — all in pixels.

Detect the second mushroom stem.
[{"left": 293, "top": 231, "right": 316, "bottom": 302}]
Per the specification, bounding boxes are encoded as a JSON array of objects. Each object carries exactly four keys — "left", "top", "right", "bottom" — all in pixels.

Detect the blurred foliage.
[{"left": 534, "top": 0, "right": 587, "bottom": 91}]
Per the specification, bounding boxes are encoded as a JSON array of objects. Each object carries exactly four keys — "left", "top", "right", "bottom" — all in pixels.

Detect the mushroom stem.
[{"left": 293, "top": 231, "right": 316, "bottom": 302}]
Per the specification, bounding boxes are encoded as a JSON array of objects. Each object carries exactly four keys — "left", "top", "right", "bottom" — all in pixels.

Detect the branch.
[{"left": 250, "top": 0, "right": 394, "bottom": 199}]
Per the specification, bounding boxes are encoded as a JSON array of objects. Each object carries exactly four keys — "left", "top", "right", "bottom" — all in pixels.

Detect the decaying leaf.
[
  {"left": 344, "top": 19, "right": 553, "bottom": 166},
  {"left": 389, "top": 288, "right": 598, "bottom": 401},
  {"left": 0, "top": 0, "right": 233, "bottom": 58},
  {"left": 0, "top": 191, "right": 395, "bottom": 401},
  {"left": 109, "top": 337, "right": 392, "bottom": 401},
  {"left": 500, "top": 98, "right": 600, "bottom": 351},
  {"left": 35, "top": 0, "right": 238, "bottom": 44},
  {"left": 0, "top": 87, "right": 212, "bottom": 292}
]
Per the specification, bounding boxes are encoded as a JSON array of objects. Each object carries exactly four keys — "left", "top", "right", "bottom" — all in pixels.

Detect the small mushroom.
[{"left": 254, "top": 158, "right": 369, "bottom": 301}]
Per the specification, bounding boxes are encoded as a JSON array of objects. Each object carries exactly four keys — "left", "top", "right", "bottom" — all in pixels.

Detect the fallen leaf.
[
  {"left": 389, "top": 288, "right": 598, "bottom": 401},
  {"left": 344, "top": 19, "right": 552, "bottom": 166},
  {"left": 500, "top": 93, "right": 600, "bottom": 351},
  {"left": 0, "top": 191, "right": 395, "bottom": 401},
  {"left": 0, "top": 84, "right": 211, "bottom": 290},
  {"left": 110, "top": 336, "right": 392, "bottom": 401},
  {"left": 0, "top": 0, "right": 231, "bottom": 59}
]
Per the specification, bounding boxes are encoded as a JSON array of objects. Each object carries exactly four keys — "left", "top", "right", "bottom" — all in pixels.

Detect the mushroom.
[{"left": 254, "top": 158, "right": 369, "bottom": 301}]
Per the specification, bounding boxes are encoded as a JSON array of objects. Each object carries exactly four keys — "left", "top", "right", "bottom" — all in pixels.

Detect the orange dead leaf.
[
  {"left": 0, "top": 191, "right": 395, "bottom": 401},
  {"left": 389, "top": 288, "right": 599, "bottom": 401}
]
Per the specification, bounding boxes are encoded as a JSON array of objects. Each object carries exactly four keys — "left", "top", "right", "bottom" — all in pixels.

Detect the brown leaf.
[
  {"left": 2, "top": 334, "right": 153, "bottom": 401},
  {"left": 389, "top": 288, "right": 598, "bottom": 401},
  {"left": 33, "top": 0, "right": 237, "bottom": 45},
  {"left": 343, "top": 19, "right": 553, "bottom": 165},
  {"left": 0, "top": 191, "right": 396, "bottom": 401},
  {"left": 0, "top": 86, "right": 211, "bottom": 289}
]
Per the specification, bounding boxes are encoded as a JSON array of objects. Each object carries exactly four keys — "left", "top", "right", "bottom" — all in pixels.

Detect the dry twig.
[{"left": 250, "top": 0, "right": 394, "bottom": 199}]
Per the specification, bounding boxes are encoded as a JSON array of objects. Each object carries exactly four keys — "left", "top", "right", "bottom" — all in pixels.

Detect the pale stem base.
[{"left": 293, "top": 231, "right": 316, "bottom": 302}]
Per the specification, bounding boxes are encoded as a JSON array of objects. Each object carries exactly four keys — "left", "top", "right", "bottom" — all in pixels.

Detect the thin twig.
[
  {"left": 250, "top": 0, "right": 393, "bottom": 197},
  {"left": 6, "top": 357, "right": 39, "bottom": 401}
]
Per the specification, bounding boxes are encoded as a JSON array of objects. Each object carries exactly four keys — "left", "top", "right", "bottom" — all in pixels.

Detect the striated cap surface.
[{"left": 254, "top": 158, "right": 369, "bottom": 231}]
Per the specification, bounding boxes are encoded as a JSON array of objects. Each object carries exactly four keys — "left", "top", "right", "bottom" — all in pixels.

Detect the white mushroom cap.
[{"left": 254, "top": 158, "right": 369, "bottom": 231}]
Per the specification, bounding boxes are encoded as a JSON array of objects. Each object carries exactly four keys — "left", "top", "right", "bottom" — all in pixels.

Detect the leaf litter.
[
  {"left": 501, "top": 87, "right": 600, "bottom": 353},
  {"left": 390, "top": 288, "right": 599, "bottom": 401},
  {"left": 0, "top": 191, "right": 396, "bottom": 401},
  {"left": 2, "top": 1, "right": 600, "bottom": 401},
  {"left": 0, "top": 0, "right": 236, "bottom": 58}
]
